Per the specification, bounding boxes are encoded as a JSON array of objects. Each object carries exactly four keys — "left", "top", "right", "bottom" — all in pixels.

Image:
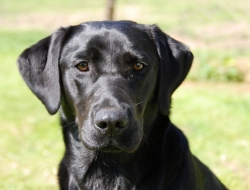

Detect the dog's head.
[{"left": 17, "top": 21, "right": 193, "bottom": 153}]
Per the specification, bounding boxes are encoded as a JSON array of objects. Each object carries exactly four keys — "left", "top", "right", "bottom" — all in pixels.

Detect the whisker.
[
  {"left": 133, "top": 101, "right": 145, "bottom": 107},
  {"left": 62, "top": 121, "right": 76, "bottom": 129},
  {"left": 71, "top": 124, "right": 79, "bottom": 137}
]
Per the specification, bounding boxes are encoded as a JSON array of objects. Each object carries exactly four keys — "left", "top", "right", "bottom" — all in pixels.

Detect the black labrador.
[{"left": 17, "top": 21, "right": 227, "bottom": 190}]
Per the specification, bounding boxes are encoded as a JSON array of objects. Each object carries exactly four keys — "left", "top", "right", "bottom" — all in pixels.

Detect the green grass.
[
  {"left": 0, "top": 30, "right": 62, "bottom": 189},
  {"left": 171, "top": 82, "right": 250, "bottom": 190},
  {"left": 0, "top": 0, "right": 250, "bottom": 189}
]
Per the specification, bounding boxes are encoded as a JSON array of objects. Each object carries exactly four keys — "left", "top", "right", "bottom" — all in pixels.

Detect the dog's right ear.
[
  {"left": 17, "top": 27, "right": 70, "bottom": 115},
  {"left": 149, "top": 25, "right": 193, "bottom": 116}
]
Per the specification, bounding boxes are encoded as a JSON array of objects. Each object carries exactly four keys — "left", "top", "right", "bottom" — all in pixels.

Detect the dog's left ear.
[
  {"left": 150, "top": 25, "right": 193, "bottom": 115},
  {"left": 17, "top": 27, "right": 70, "bottom": 115}
]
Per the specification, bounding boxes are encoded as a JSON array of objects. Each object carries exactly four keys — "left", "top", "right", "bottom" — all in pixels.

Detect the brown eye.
[
  {"left": 133, "top": 63, "right": 144, "bottom": 71},
  {"left": 76, "top": 62, "right": 89, "bottom": 71}
]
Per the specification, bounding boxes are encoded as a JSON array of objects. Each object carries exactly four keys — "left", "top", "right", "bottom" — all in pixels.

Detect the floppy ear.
[
  {"left": 151, "top": 25, "right": 193, "bottom": 115},
  {"left": 17, "top": 27, "right": 70, "bottom": 115}
]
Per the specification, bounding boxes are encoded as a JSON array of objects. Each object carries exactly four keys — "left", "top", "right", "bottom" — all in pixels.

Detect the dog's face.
[
  {"left": 17, "top": 21, "right": 193, "bottom": 153},
  {"left": 59, "top": 22, "right": 159, "bottom": 153}
]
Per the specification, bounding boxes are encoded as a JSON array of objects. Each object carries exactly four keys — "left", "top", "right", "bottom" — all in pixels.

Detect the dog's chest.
[{"left": 80, "top": 169, "right": 135, "bottom": 190}]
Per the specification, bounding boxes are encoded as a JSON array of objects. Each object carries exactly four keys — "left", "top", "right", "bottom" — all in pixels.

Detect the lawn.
[
  {"left": 172, "top": 82, "right": 250, "bottom": 190},
  {"left": 0, "top": 0, "right": 249, "bottom": 189}
]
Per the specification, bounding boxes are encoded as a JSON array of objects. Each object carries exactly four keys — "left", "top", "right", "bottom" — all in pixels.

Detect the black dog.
[{"left": 17, "top": 21, "right": 227, "bottom": 190}]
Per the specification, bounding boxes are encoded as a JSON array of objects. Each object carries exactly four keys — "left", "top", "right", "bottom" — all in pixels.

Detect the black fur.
[{"left": 17, "top": 21, "right": 227, "bottom": 190}]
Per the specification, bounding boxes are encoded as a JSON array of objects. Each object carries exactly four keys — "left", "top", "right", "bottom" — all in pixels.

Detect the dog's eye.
[
  {"left": 76, "top": 62, "right": 89, "bottom": 71},
  {"left": 133, "top": 63, "right": 144, "bottom": 71}
]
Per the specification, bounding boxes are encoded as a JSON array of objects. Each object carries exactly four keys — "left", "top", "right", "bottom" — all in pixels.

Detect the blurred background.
[{"left": 0, "top": 0, "right": 249, "bottom": 189}]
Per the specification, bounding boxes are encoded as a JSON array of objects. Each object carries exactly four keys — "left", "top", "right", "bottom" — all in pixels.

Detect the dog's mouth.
[
  {"left": 81, "top": 134, "right": 138, "bottom": 153},
  {"left": 95, "top": 139, "right": 123, "bottom": 153},
  {"left": 99, "top": 145, "right": 122, "bottom": 153}
]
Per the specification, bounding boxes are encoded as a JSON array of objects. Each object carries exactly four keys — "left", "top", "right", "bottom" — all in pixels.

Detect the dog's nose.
[{"left": 94, "top": 109, "right": 129, "bottom": 136}]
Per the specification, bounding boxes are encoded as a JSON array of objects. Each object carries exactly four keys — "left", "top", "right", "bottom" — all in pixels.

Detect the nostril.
[
  {"left": 116, "top": 119, "right": 128, "bottom": 129},
  {"left": 97, "top": 121, "right": 108, "bottom": 129}
]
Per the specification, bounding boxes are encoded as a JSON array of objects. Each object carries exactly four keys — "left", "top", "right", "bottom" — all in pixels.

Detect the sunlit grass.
[
  {"left": 0, "top": 30, "right": 63, "bottom": 190},
  {"left": 172, "top": 82, "right": 250, "bottom": 190}
]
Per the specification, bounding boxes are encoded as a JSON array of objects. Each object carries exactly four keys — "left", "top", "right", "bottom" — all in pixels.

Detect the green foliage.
[
  {"left": 190, "top": 51, "right": 245, "bottom": 82},
  {"left": 203, "top": 63, "right": 244, "bottom": 82}
]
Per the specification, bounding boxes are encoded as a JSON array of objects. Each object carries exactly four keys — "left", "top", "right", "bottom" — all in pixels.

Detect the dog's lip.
[
  {"left": 98, "top": 140, "right": 123, "bottom": 153},
  {"left": 99, "top": 146, "right": 122, "bottom": 153}
]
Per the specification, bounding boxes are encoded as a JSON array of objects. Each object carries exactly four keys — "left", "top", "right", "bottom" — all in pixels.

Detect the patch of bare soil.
[
  {"left": 173, "top": 22, "right": 250, "bottom": 50},
  {"left": 0, "top": 11, "right": 105, "bottom": 31}
]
